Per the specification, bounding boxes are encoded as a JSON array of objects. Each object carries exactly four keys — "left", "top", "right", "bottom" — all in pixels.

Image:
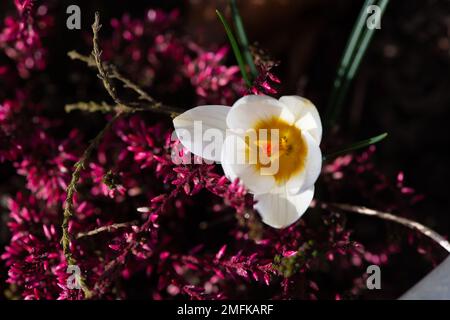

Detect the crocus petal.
[
  {"left": 254, "top": 186, "right": 315, "bottom": 229},
  {"left": 220, "top": 132, "right": 276, "bottom": 194},
  {"left": 226, "top": 95, "right": 295, "bottom": 130},
  {"left": 279, "top": 96, "right": 322, "bottom": 143},
  {"left": 287, "top": 131, "right": 322, "bottom": 194},
  {"left": 173, "top": 105, "right": 229, "bottom": 162}
]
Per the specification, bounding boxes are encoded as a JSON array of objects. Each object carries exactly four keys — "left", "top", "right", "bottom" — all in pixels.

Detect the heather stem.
[
  {"left": 61, "top": 12, "right": 191, "bottom": 299},
  {"left": 65, "top": 101, "right": 150, "bottom": 114},
  {"left": 76, "top": 221, "right": 138, "bottom": 239},
  {"left": 92, "top": 12, "right": 122, "bottom": 105},
  {"left": 321, "top": 202, "right": 450, "bottom": 253},
  {"left": 61, "top": 112, "right": 121, "bottom": 299},
  {"left": 67, "top": 51, "right": 183, "bottom": 117},
  {"left": 60, "top": 12, "right": 131, "bottom": 298},
  {"left": 65, "top": 101, "right": 115, "bottom": 113}
]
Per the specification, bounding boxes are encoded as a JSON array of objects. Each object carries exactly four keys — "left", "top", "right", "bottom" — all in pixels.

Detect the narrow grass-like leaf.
[
  {"left": 331, "top": 0, "right": 373, "bottom": 91},
  {"left": 229, "top": 0, "right": 258, "bottom": 80},
  {"left": 325, "top": 0, "right": 374, "bottom": 126},
  {"left": 331, "top": 0, "right": 389, "bottom": 118},
  {"left": 216, "top": 9, "right": 252, "bottom": 87},
  {"left": 348, "top": 0, "right": 389, "bottom": 79},
  {"left": 323, "top": 132, "right": 388, "bottom": 161},
  {"left": 325, "top": 0, "right": 389, "bottom": 128}
]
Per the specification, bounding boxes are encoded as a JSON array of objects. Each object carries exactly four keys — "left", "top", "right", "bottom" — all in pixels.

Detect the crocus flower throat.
[{"left": 246, "top": 116, "right": 307, "bottom": 184}]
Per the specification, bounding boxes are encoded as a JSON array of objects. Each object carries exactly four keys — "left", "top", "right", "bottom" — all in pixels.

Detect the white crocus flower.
[{"left": 173, "top": 95, "right": 322, "bottom": 228}]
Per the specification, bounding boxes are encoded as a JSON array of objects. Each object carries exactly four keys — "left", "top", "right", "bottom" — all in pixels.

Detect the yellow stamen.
[{"left": 245, "top": 116, "right": 307, "bottom": 184}]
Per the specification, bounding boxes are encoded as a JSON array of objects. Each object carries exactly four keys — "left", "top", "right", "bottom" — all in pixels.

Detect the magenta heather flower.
[
  {"left": 183, "top": 46, "right": 245, "bottom": 104},
  {"left": 14, "top": 129, "right": 81, "bottom": 205},
  {"left": 98, "top": 9, "right": 244, "bottom": 105},
  {"left": 101, "top": 9, "right": 187, "bottom": 94},
  {"left": 249, "top": 50, "right": 281, "bottom": 96},
  {"left": 0, "top": 0, "right": 52, "bottom": 78},
  {"left": 89, "top": 162, "right": 126, "bottom": 199},
  {"left": 115, "top": 116, "right": 172, "bottom": 171},
  {"left": 0, "top": 98, "right": 23, "bottom": 162},
  {"left": 1, "top": 193, "right": 65, "bottom": 299},
  {"left": 250, "top": 65, "right": 281, "bottom": 95}
]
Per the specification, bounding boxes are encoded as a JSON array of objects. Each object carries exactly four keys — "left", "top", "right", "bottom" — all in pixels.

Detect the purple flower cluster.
[
  {"left": 2, "top": 193, "right": 70, "bottom": 299},
  {"left": 102, "top": 9, "right": 245, "bottom": 104},
  {"left": 0, "top": 0, "right": 52, "bottom": 78}
]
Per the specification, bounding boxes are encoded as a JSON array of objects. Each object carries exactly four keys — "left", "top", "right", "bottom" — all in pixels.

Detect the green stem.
[
  {"left": 323, "top": 132, "right": 388, "bottom": 161},
  {"left": 216, "top": 9, "right": 252, "bottom": 87},
  {"left": 325, "top": 0, "right": 389, "bottom": 128},
  {"left": 229, "top": 0, "right": 258, "bottom": 79},
  {"left": 325, "top": 0, "right": 374, "bottom": 124},
  {"left": 348, "top": 0, "right": 389, "bottom": 80}
]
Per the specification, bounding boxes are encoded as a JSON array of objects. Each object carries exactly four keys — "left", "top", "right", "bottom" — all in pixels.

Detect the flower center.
[{"left": 245, "top": 116, "right": 307, "bottom": 184}]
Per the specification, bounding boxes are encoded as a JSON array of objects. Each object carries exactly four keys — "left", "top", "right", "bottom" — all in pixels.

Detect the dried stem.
[
  {"left": 68, "top": 50, "right": 95, "bottom": 67},
  {"left": 321, "top": 202, "right": 450, "bottom": 253},
  {"left": 61, "top": 112, "right": 121, "bottom": 299},
  {"left": 68, "top": 50, "right": 183, "bottom": 117},
  {"left": 65, "top": 101, "right": 115, "bottom": 113},
  {"left": 109, "top": 64, "right": 157, "bottom": 104},
  {"left": 61, "top": 12, "right": 188, "bottom": 299},
  {"left": 76, "top": 221, "right": 138, "bottom": 239},
  {"left": 91, "top": 12, "right": 122, "bottom": 105},
  {"left": 65, "top": 101, "right": 149, "bottom": 114},
  {"left": 68, "top": 49, "right": 182, "bottom": 117},
  {"left": 61, "top": 12, "right": 131, "bottom": 298}
]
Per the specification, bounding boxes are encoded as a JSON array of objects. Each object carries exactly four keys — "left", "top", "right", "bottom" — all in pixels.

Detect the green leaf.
[
  {"left": 325, "top": 0, "right": 390, "bottom": 128},
  {"left": 229, "top": 0, "right": 258, "bottom": 80},
  {"left": 216, "top": 9, "right": 252, "bottom": 87},
  {"left": 323, "top": 132, "right": 388, "bottom": 161},
  {"left": 347, "top": 0, "right": 389, "bottom": 80}
]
